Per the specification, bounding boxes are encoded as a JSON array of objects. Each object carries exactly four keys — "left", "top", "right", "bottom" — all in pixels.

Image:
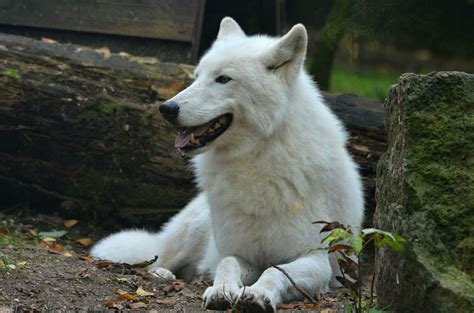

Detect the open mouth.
[{"left": 174, "top": 113, "right": 233, "bottom": 152}]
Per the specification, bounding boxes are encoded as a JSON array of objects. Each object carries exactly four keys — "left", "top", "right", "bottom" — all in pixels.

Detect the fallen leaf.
[
  {"left": 128, "top": 302, "right": 147, "bottom": 309},
  {"left": 156, "top": 299, "right": 177, "bottom": 305},
  {"left": 95, "top": 47, "right": 111, "bottom": 59},
  {"left": 163, "top": 281, "right": 186, "bottom": 293},
  {"left": 41, "top": 236, "right": 57, "bottom": 243},
  {"left": 38, "top": 230, "right": 67, "bottom": 238},
  {"left": 105, "top": 299, "right": 123, "bottom": 309},
  {"left": 6, "top": 263, "right": 16, "bottom": 270},
  {"left": 79, "top": 254, "right": 95, "bottom": 263},
  {"left": 136, "top": 286, "right": 155, "bottom": 297},
  {"left": 63, "top": 219, "right": 79, "bottom": 228},
  {"left": 27, "top": 228, "right": 38, "bottom": 237},
  {"left": 117, "top": 277, "right": 129, "bottom": 282},
  {"left": 47, "top": 243, "right": 65, "bottom": 255},
  {"left": 97, "top": 261, "right": 113, "bottom": 269},
  {"left": 0, "top": 228, "right": 9, "bottom": 236},
  {"left": 116, "top": 290, "right": 139, "bottom": 302},
  {"left": 75, "top": 238, "right": 92, "bottom": 247},
  {"left": 63, "top": 252, "right": 73, "bottom": 257},
  {"left": 42, "top": 37, "right": 58, "bottom": 44}
]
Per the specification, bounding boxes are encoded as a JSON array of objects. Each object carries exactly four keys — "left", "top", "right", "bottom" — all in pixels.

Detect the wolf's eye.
[{"left": 215, "top": 75, "right": 232, "bottom": 84}]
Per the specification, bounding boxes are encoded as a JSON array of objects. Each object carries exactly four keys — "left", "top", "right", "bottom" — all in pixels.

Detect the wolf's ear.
[
  {"left": 263, "top": 24, "right": 307, "bottom": 81},
  {"left": 217, "top": 17, "right": 245, "bottom": 40}
]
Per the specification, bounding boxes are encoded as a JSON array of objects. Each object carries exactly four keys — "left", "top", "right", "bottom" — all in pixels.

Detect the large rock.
[{"left": 374, "top": 72, "right": 474, "bottom": 312}]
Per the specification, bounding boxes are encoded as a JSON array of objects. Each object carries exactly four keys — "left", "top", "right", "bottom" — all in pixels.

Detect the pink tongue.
[{"left": 174, "top": 122, "right": 213, "bottom": 148}]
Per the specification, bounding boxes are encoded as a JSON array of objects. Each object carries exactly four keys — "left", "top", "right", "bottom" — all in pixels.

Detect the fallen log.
[{"left": 0, "top": 33, "right": 385, "bottom": 227}]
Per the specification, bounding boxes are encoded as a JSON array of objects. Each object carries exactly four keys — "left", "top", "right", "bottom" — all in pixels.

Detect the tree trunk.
[
  {"left": 309, "top": 0, "right": 355, "bottom": 91},
  {"left": 0, "top": 33, "right": 385, "bottom": 228}
]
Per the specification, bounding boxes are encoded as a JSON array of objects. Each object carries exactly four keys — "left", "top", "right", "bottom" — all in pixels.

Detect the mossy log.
[{"left": 0, "top": 33, "right": 385, "bottom": 227}]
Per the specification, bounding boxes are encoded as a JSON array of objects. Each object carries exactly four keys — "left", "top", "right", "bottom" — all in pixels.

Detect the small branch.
[
  {"left": 370, "top": 251, "right": 377, "bottom": 306},
  {"left": 272, "top": 265, "right": 316, "bottom": 304}
]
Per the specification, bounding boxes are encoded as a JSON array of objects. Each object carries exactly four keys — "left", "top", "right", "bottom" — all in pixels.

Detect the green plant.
[
  {"left": 314, "top": 221, "right": 406, "bottom": 313},
  {"left": 2, "top": 68, "right": 21, "bottom": 81}
]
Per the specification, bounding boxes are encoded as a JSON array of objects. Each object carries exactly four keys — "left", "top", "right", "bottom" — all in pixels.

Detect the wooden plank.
[
  {"left": 0, "top": 0, "right": 201, "bottom": 42},
  {"left": 189, "top": 0, "right": 206, "bottom": 62}
]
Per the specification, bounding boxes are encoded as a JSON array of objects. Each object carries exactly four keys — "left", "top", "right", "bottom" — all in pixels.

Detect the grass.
[{"left": 330, "top": 66, "right": 400, "bottom": 102}]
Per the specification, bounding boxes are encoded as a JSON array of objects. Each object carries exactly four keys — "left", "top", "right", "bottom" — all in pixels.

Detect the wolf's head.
[{"left": 160, "top": 17, "right": 308, "bottom": 156}]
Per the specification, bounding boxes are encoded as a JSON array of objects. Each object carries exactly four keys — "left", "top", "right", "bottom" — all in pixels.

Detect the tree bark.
[
  {"left": 309, "top": 0, "right": 355, "bottom": 91},
  {"left": 0, "top": 33, "right": 385, "bottom": 227}
]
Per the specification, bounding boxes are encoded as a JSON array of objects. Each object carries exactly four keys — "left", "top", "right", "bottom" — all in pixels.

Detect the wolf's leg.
[
  {"left": 237, "top": 252, "right": 331, "bottom": 313},
  {"left": 91, "top": 193, "right": 210, "bottom": 281},
  {"left": 203, "top": 256, "right": 260, "bottom": 310}
]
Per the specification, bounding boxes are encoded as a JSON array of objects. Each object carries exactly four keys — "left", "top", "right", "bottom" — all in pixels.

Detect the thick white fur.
[{"left": 91, "top": 17, "right": 364, "bottom": 312}]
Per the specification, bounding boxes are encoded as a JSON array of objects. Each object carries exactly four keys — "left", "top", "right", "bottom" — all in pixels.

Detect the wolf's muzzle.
[{"left": 159, "top": 101, "right": 180, "bottom": 123}]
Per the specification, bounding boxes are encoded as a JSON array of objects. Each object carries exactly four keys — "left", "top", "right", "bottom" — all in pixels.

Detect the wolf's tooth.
[
  {"left": 219, "top": 117, "right": 225, "bottom": 124},
  {"left": 214, "top": 122, "right": 221, "bottom": 128},
  {"left": 190, "top": 133, "right": 196, "bottom": 144}
]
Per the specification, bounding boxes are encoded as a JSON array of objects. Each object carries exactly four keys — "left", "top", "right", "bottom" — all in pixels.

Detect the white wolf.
[{"left": 91, "top": 17, "right": 364, "bottom": 312}]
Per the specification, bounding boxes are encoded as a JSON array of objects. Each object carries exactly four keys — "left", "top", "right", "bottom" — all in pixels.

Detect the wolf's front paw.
[
  {"left": 203, "top": 283, "right": 240, "bottom": 311},
  {"left": 148, "top": 267, "right": 176, "bottom": 280},
  {"left": 236, "top": 286, "right": 277, "bottom": 313}
]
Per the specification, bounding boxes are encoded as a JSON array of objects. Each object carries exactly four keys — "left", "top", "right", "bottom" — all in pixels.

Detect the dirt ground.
[{"left": 0, "top": 212, "right": 364, "bottom": 312}]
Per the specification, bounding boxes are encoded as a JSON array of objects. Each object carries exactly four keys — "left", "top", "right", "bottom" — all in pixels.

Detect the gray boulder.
[{"left": 374, "top": 72, "right": 474, "bottom": 312}]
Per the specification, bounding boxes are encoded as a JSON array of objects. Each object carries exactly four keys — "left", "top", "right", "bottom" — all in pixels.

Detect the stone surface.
[{"left": 374, "top": 71, "right": 474, "bottom": 312}]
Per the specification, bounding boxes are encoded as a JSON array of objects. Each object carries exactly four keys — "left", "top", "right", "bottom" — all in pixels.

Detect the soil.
[{"left": 0, "top": 212, "right": 367, "bottom": 312}]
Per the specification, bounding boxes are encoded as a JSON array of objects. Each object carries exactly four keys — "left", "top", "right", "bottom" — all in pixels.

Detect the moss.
[
  {"left": 98, "top": 101, "right": 122, "bottom": 113},
  {"left": 2, "top": 69, "right": 21, "bottom": 81},
  {"left": 375, "top": 72, "right": 474, "bottom": 312}
]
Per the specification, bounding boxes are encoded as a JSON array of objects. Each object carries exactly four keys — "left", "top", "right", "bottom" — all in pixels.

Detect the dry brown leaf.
[
  {"left": 156, "top": 299, "right": 177, "bottom": 305},
  {"left": 79, "top": 254, "right": 95, "bottom": 263},
  {"left": 97, "top": 261, "right": 113, "bottom": 269},
  {"left": 136, "top": 286, "right": 155, "bottom": 297},
  {"left": 63, "top": 219, "right": 79, "bottom": 228},
  {"left": 128, "top": 302, "right": 147, "bottom": 309},
  {"left": 41, "top": 236, "right": 57, "bottom": 243},
  {"left": 27, "top": 228, "right": 38, "bottom": 237},
  {"left": 163, "top": 280, "right": 186, "bottom": 293},
  {"left": 105, "top": 299, "right": 123, "bottom": 309},
  {"left": 116, "top": 290, "right": 139, "bottom": 302},
  {"left": 95, "top": 47, "right": 111, "bottom": 59},
  {"left": 0, "top": 227, "right": 9, "bottom": 236},
  {"left": 75, "top": 238, "right": 92, "bottom": 247},
  {"left": 117, "top": 277, "right": 129, "bottom": 282}
]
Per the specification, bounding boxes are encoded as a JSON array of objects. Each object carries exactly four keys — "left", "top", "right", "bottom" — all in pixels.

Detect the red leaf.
[
  {"left": 328, "top": 244, "right": 354, "bottom": 253},
  {"left": 313, "top": 221, "right": 347, "bottom": 233}
]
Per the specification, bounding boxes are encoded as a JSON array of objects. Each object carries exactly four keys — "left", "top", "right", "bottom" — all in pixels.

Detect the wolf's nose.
[{"left": 159, "top": 101, "right": 180, "bottom": 122}]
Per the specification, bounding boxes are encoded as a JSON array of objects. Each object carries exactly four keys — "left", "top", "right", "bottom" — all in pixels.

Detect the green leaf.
[
  {"left": 348, "top": 234, "right": 363, "bottom": 255},
  {"left": 322, "top": 228, "right": 351, "bottom": 245},
  {"left": 364, "top": 228, "right": 406, "bottom": 253},
  {"left": 38, "top": 230, "right": 67, "bottom": 238},
  {"left": 362, "top": 228, "right": 395, "bottom": 241}
]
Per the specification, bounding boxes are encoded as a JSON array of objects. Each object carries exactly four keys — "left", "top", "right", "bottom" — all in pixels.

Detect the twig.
[
  {"left": 370, "top": 253, "right": 377, "bottom": 306},
  {"left": 272, "top": 265, "right": 316, "bottom": 304}
]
